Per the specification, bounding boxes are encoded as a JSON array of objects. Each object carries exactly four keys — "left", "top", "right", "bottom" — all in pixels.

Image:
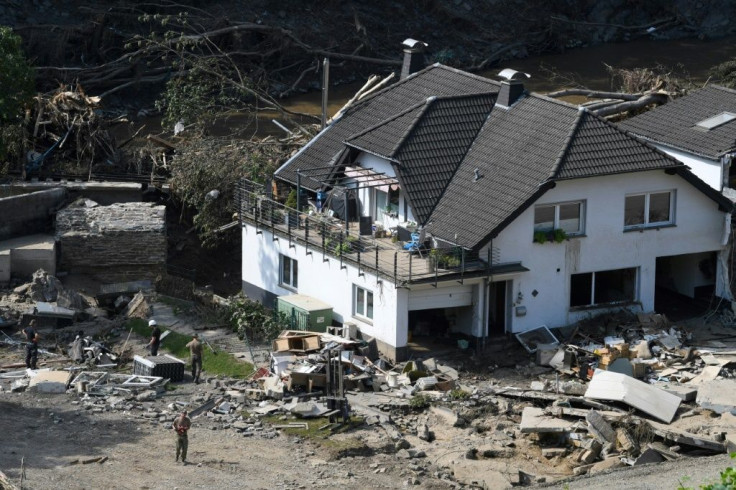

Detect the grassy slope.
[{"left": 127, "top": 318, "right": 254, "bottom": 378}]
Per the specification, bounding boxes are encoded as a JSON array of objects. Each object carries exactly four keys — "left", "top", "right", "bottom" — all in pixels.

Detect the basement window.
[
  {"left": 570, "top": 267, "right": 637, "bottom": 308},
  {"left": 695, "top": 112, "right": 736, "bottom": 130}
]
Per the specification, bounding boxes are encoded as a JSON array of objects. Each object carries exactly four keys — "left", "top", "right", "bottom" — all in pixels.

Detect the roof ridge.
[
  {"left": 710, "top": 84, "right": 736, "bottom": 95},
  {"left": 547, "top": 107, "right": 585, "bottom": 181},
  {"left": 344, "top": 64, "right": 500, "bottom": 116},
  {"left": 345, "top": 99, "right": 428, "bottom": 144}
]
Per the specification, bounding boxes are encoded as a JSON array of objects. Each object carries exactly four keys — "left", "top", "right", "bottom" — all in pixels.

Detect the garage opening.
[
  {"left": 655, "top": 251, "right": 717, "bottom": 320},
  {"left": 408, "top": 305, "right": 474, "bottom": 354}
]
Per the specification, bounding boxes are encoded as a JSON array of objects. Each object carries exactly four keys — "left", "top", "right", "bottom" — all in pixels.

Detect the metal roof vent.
[
  {"left": 401, "top": 38, "right": 428, "bottom": 80},
  {"left": 473, "top": 168, "right": 483, "bottom": 182},
  {"left": 497, "top": 69, "right": 530, "bottom": 108}
]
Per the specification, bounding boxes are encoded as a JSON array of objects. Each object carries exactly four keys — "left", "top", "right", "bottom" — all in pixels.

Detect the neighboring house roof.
[
  {"left": 618, "top": 85, "right": 736, "bottom": 159},
  {"left": 345, "top": 93, "right": 496, "bottom": 225},
  {"left": 425, "top": 95, "right": 706, "bottom": 249},
  {"left": 275, "top": 64, "right": 500, "bottom": 190}
]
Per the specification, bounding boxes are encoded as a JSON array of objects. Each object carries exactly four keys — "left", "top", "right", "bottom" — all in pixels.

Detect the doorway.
[{"left": 488, "top": 281, "right": 508, "bottom": 336}]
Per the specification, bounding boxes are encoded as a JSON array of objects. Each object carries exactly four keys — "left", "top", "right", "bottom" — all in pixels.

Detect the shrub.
[{"left": 409, "top": 394, "right": 431, "bottom": 410}]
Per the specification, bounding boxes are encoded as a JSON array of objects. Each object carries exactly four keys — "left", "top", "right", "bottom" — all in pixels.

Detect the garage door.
[{"left": 408, "top": 285, "right": 473, "bottom": 311}]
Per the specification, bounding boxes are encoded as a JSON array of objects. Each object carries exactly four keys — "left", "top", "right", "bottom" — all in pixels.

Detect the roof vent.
[
  {"left": 473, "top": 168, "right": 483, "bottom": 182},
  {"left": 401, "top": 38, "right": 428, "bottom": 80},
  {"left": 497, "top": 69, "right": 530, "bottom": 108}
]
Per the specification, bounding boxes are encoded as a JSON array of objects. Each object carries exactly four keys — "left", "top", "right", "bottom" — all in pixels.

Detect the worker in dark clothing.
[
  {"left": 147, "top": 319, "right": 161, "bottom": 356},
  {"left": 23, "top": 320, "right": 39, "bottom": 369},
  {"left": 185, "top": 333, "right": 203, "bottom": 384},
  {"left": 172, "top": 410, "right": 192, "bottom": 463}
]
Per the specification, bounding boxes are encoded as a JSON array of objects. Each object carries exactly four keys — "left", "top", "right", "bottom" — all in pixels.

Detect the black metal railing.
[{"left": 236, "top": 178, "right": 493, "bottom": 286}]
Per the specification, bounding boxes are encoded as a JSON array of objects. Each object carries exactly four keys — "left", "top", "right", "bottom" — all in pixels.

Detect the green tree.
[
  {"left": 0, "top": 26, "right": 34, "bottom": 167},
  {"left": 0, "top": 26, "right": 34, "bottom": 123}
]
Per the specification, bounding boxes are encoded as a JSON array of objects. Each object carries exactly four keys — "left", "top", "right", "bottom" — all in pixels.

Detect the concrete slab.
[
  {"left": 520, "top": 407, "right": 577, "bottom": 433},
  {"left": 0, "top": 234, "right": 56, "bottom": 277},
  {"left": 696, "top": 379, "right": 736, "bottom": 414},
  {"left": 28, "top": 370, "right": 70, "bottom": 393},
  {"left": 662, "top": 384, "right": 698, "bottom": 402}
]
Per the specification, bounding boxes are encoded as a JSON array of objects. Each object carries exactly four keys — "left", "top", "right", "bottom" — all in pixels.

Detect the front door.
[{"left": 488, "top": 281, "right": 507, "bottom": 336}]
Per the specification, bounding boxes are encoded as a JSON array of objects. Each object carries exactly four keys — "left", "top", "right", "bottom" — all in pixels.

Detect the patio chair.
[{"left": 403, "top": 232, "right": 425, "bottom": 257}]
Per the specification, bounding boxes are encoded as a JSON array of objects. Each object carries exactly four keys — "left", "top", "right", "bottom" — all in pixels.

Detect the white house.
[
  {"left": 619, "top": 84, "right": 736, "bottom": 192},
  {"left": 239, "top": 61, "right": 734, "bottom": 361}
]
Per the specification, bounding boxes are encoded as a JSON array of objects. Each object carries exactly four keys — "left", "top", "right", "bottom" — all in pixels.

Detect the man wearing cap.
[
  {"left": 185, "top": 333, "right": 203, "bottom": 384},
  {"left": 147, "top": 319, "right": 161, "bottom": 356},
  {"left": 172, "top": 409, "right": 192, "bottom": 463},
  {"left": 22, "top": 320, "right": 39, "bottom": 369}
]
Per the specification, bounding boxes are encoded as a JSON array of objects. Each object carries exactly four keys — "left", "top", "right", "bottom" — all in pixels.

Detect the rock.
[
  {"left": 429, "top": 406, "right": 463, "bottom": 427},
  {"left": 590, "top": 456, "right": 624, "bottom": 474},
  {"left": 395, "top": 439, "right": 411, "bottom": 450},
  {"left": 417, "top": 423, "right": 433, "bottom": 442},
  {"left": 542, "top": 448, "right": 567, "bottom": 458},
  {"left": 136, "top": 390, "right": 157, "bottom": 402}
]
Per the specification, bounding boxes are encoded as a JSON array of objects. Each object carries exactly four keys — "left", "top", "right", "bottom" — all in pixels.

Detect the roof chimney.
[
  {"left": 496, "top": 69, "right": 530, "bottom": 108},
  {"left": 401, "top": 38, "right": 428, "bottom": 79}
]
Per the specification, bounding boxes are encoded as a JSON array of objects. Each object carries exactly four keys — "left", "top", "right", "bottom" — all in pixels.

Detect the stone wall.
[
  {"left": 0, "top": 188, "right": 67, "bottom": 241},
  {"left": 56, "top": 200, "right": 166, "bottom": 281}
]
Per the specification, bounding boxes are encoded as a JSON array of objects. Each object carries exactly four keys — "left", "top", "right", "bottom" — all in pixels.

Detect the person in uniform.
[
  {"left": 147, "top": 319, "right": 161, "bottom": 356},
  {"left": 23, "top": 320, "right": 39, "bottom": 369},
  {"left": 172, "top": 409, "right": 192, "bottom": 463},
  {"left": 185, "top": 333, "right": 203, "bottom": 384}
]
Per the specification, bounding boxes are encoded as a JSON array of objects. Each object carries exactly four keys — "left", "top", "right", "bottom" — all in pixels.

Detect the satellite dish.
[{"left": 498, "top": 68, "right": 531, "bottom": 81}]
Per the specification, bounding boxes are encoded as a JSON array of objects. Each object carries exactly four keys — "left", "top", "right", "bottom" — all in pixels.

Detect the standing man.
[
  {"left": 185, "top": 333, "right": 203, "bottom": 384},
  {"left": 172, "top": 409, "right": 191, "bottom": 463},
  {"left": 147, "top": 319, "right": 161, "bottom": 356},
  {"left": 23, "top": 320, "right": 39, "bottom": 369}
]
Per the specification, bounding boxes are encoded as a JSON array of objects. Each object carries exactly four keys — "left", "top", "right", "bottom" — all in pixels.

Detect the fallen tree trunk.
[
  {"left": 591, "top": 93, "right": 669, "bottom": 117},
  {"left": 546, "top": 89, "right": 643, "bottom": 100}
]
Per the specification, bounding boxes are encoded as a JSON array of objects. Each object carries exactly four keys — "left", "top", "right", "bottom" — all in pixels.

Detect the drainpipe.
[{"left": 480, "top": 278, "right": 489, "bottom": 354}]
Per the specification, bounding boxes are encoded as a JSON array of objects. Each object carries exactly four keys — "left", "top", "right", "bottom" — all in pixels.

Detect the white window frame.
[
  {"left": 533, "top": 200, "right": 585, "bottom": 236},
  {"left": 353, "top": 285, "right": 374, "bottom": 321},
  {"left": 624, "top": 190, "right": 675, "bottom": 230},
  {"left": 279, "top": 254, "right": 298, "bottom": 290}
]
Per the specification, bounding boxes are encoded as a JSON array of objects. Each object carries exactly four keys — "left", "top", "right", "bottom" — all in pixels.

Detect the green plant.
[
  {"left": 284, "top": 189, "right": 297, "bottom": 209},
  {"left": 678, "top": 452, "right": 736, "bottom": 489},
  {"left": 409, "top": 394, "right": 431, "bottom": 410},
  {"left": 553, "top": 228, "right": 567, "bottom": 243},
  {"left": 449, "top": 389, "right": 470, "bottom": 400},
  {"left": 533, "top": 231, "right": 547, "bottom": 243},
  {"left": 226, "top": 294, "right": 291, "bottom": 343}
]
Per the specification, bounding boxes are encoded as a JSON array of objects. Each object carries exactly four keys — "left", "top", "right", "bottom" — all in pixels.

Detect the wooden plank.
[{"left": 584, "top": 369, "right": 681, "bottom": 423}]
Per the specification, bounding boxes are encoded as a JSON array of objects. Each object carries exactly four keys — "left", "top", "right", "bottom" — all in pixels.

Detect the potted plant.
[{"left": 533, "top": 229, "right": 567, "bottom": 244}]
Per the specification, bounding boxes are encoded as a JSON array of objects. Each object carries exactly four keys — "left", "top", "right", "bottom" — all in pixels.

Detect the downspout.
[{"left": 718, "top": 212, "right": 735, "bottom": 302}]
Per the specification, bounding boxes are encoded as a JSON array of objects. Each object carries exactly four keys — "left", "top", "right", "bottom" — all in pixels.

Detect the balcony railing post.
[{"left": 394, "top": 251, "right": 398, "bottom": 286}]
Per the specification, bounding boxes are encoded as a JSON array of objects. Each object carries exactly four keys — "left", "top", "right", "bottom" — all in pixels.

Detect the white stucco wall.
[
  {"left": 484, "top": 170, "right": 727, "bottom": 333},
  {"left": 654, "top": 144, "right": 723, "bottom": 191},
  {"left": 352, "top": 152, "right": 416, "bottom": 226},
  {"left": 241, "top": 225, "right": 407, "bottom": 349}
]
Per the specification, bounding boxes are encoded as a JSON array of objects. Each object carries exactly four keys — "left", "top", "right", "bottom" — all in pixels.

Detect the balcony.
[{"left": 236, "top": 179, "right": 522, "bottom": 287}]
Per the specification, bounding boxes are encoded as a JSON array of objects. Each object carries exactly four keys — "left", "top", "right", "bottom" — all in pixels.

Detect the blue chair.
[{"left": 403, "top": 232, "right": 421, "bottom": 254}]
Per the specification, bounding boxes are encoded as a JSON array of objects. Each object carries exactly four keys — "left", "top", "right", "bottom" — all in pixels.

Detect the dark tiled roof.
[
  {"left": 425, "top": 96, "right": 686, "bottom": 249},
  {"left": 618, "top": 85, "right": 736, "bottom": 159},
  {"left": 275, "top": 64, "right": 500, "bottom": 190},
  {"left": 346, "top": 93, "right": 496, "bottom": 224}
]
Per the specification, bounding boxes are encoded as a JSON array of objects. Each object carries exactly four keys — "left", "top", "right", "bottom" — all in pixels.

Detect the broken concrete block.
[
  {"left": 634, "top": 447, "right": 666, "bottom": 465},
  {"left": 662, "top": 384, "right": 697, "bottom": 402},
  {"left": 520, "top": 407, "right": 576, "bottom": 433},
  {"left": 696, "top": 379, "right": 736, "bottom": 414},
  {"left": 28, "top": 371, "right": 70, "bottom": 394},
  {"left": 11, "top": 378, "right": 29, "bottom": 392},
  {"left": 580, "top": 444, "right": 602, "bottom": 465},
  {"left": 586, "top": 410, "right": 616, "bottom": 444},
  {"left": 616, "top": 428, "right": 639, "bottom": 454},
  {"left": 585, "top": 369, "right": 681, "bottom": 423},
  {"left": 529, "top": 380, "right": 548, "bottom": 391},
  {"left": 536, "top": 344, "right": 560, "bottom": 366},
  {"left": 415, "top": 376, "right": 437, "bottom": 391},
  {"left": 542, "top": 448, "right": 567, "bottom": 459},
  {"left": 630, "top": 340, "right": 652, "bottom": 359},
  {"left": 430, "top": 406, "right": 461, "bottom": 427},
  {"left": 558, "top": 380, "right": 586, "bottom": 396},
  {"left": 589, "top": 456, "right": 624, "bottom": 474}
]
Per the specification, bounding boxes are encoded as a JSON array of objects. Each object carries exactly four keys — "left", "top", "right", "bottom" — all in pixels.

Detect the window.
[
  {"left": 354, "top": 285, "right": 374, "bottom": 320},
  {"left": 570, "top": 267, "right": 637, "bottom": 308},
  {"left": 375, "top": 187, "right": 400, "bottom": 221},
  {"left": 280, "top": 255, "right": 298, "bottom": 289},
  {"left": 624, "top": 191, "right": 674, "bottom": 229},
  {"left": 695, "top": 112, "right": 736, "bottom": 130},
  {"left": 534, "top": 201, "right": 584, "bottom": 235}
]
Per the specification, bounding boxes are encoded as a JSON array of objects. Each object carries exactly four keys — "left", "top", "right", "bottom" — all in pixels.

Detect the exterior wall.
[
  {"left": 654, "top": 144, "right": 723, "bottom": 191},
  {"left": 485, "top": 170, "right": 727, "bottom": 333},
  {"left": 0, "top": 188, "right": 67, "bottom": 241},
  {"left": 241, "top": 224, "right": 407, "bottom": 358},
  {"left": 241, "top": 224, "right": 488, "bottom": 359},
  {"left": 658, "top": 251, "right": 715, "bottom": 297},
  {"left": 352, "top": 153, "right": 415, "bottom": 227}
]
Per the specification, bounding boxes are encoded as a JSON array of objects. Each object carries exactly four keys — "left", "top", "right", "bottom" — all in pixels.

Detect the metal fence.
[{"left": 236, "top": 178, "right": 497, "bottom": 287}]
